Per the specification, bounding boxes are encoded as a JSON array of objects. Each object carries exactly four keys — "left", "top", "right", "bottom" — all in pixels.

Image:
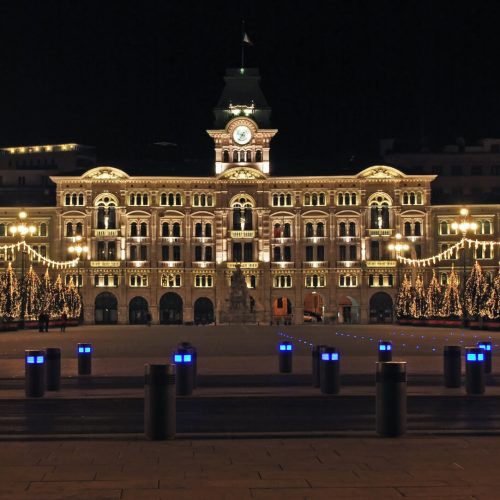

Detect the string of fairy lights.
[
  {"left": 0, "top": 241, "right": 79, "bottom": 269},
  {"left": 397, "top": 237, "right": 500, "bottom": 268}
]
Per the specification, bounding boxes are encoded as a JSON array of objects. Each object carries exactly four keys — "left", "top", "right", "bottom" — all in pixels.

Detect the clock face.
[{"left": 233, "top": 125, "right": 252, "bottom": 145}]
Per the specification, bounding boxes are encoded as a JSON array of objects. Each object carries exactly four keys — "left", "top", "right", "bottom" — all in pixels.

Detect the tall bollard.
[
  {"left": 45, "top": 348, "right": 61, "bottom": 391},
  {"left": 376, "top": 362, "right": 407, "bottom": 437},
  {"left": 378, "top": 340, "right": 393, "bottom": 362},
  {"left": 177, "top": 342, "right": 197, "bottom": 388},
  {"left": 173, "top": 348, "right": 194, "bottom": 396},
  {"left": 320, "top": 347, "right": 340, "bottom": 394},
  {"left": 477, "top": 341, "right": 492, "bottom": 374},
  {"left": 312, "top": 344, "right": 328, "bottom": 387},
  {"left": 465, "top": 347, "right": 485, "bottom": 395},
  {"left": 278, "top": 341, "right": 293, "bottom": 373},
  {"left": 443, "top": 346, "right": 461, "bottom": 388},
  {"left": 25, "top": 350, "right": 45, "bottom": 398},
  {"left": 144, "top": 364, "right": 176, "bottom": 440},
  {"left": 77, "top": 343, "right": 92, "bottom": 375}
]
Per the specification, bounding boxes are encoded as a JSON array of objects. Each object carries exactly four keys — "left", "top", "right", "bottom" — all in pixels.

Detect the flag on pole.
[{"left": 243, "top": 32, "right": 253, "bottom": 45}]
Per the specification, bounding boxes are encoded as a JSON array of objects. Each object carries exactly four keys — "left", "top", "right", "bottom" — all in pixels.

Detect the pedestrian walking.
[
  {"left": 60, "top": 311, "right": 67, "bottom": 332},
  {"left": 43, "top": 313, "right": 49, "bottom": 332},
  {"left": 38, "top": 312, "right": 44, "bottom": 332}
]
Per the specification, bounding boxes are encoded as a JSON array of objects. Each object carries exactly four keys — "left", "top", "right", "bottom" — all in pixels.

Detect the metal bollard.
[
  {"left": 443, "top": 345, "right": 461, "bottom": 388},
  {"left": 465, "top": 347, "right": 485, "bottom": 395},
  {"left": 25, "top": 350, "right": 45, "bottom": 398},
  {"left": 45, "top": 347, "right": 61, "bottom": 391},
  {"left": 177, "top": 342, "right": 197, "bottom": 388},
  {"left": 173, "top": 347, "right": 194, "bottom": 396},
  {"left": 378, "top": 340, "right": 393, "bottom": 362},
  {"left": 312, "top": 344, "right": 328, "bottom": 387},
  {"left": 319, "top": 347, "right": 340, "bottom": 394},
  {"left": 376, "top": 362, "right": 407, "bottom": 437},
  {"left": 278, "top": 341, "right": 293, "bottom": 373},
  {"left": 144, "top": 364, "right": 176, "bottom": 440},
  {"left": 477, "top": 341, "right": 492, "bottom": 374},
  {"left": 77, "top": 343, "right": 92, "bottom": 375}
]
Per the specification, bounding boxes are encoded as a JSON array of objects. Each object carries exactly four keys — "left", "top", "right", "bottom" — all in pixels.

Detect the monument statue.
[{"left": 220, "top": 265, "right": 257, "bottom": 324}]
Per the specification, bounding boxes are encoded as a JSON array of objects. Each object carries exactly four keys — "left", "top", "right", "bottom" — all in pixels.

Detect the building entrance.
[
  {"left": 159, "top": 292, "right": 183, "bottom": 324},
  {"left": 129, "top": 296, "right": 149, "bottom": 324},
  {"left": 94, "top": 292, "right": 118, "bottom": 324},
  {"left": 194, "top": 297, "right": 214, "bottom": 325},
  {"left": 369, "top": 292, "right": 393, "bottom": 323}
]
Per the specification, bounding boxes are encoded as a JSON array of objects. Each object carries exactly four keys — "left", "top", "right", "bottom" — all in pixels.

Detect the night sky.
[{"left": 2, "top": 1, "right": 500, "bottom": 176}]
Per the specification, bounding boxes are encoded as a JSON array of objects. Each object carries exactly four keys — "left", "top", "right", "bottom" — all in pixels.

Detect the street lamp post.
[
  {"left": 389, "top": 233, "right": 409, "bottom": 322},
  {"left": 9, "top": 211, "right": 36, "bottom": 328},
  {"left": 451, "top": 208, "right": 477, "bottom": 327},
  {"left": 68, "top": 235, "right": 89, "bottom": 323}
]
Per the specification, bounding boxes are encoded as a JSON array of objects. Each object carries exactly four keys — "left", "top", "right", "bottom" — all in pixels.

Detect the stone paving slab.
[{"left": 1, "top": 436, "right": 500, "bottom": 499}]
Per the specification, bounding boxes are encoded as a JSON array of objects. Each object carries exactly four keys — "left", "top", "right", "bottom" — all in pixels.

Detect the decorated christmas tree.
[
  {"left": 395, "top": 274, "right": 413, "bottom": 319},
  {"left": 410, "top": 274, "right": 425, "bottom": 318},
  {"left": 465, "top": 261, "right": 490, "bottom": 320},
  {"left": 440, "top": 265, "right": 462, "bottom": 318},
  {"left": 22, "top": 265, "right": 42, "bottom": 320},
  {"left": 485, "top": 270, "right": 500, "bottom": 320},
  {"left": 0, "top": 263, "right": 21, "bottom": 320},
  {"left": 424, "top": 270, "right": 442, "bottom": 318},
  {"left": 51, "top": 274, "right": 66, "bottom": 318},
  {"left": 64, "top": 276, "right": 81, "bottom": 319},
  {"left": 39, "top": 268, "right": 54, "bottom": 317}
]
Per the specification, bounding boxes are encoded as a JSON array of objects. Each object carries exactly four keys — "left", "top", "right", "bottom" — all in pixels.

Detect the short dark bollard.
[
  {"left": 376, "top": 362, "right": 407, "bottom": 437},
  {"left": 278, "top": 341, "right": 293, "bottom": 373},
  {"left": 312, "top": 344, "right": 328, "bottom": 387},
  {"left": 378, "top": 340, "right": 393, "bottom": 362},
  {"left": 443, "top": 345, "right": 462, "bottom": 388},
  {"left": 77, "top": 343, "right": 92, "bottom": 375},
  {"left": 177, "top": 342, "right": 197, "bottom": 388},
  {"left": 320, "top": 347, "right": 340, "bottom": 394},
  {"left": 144, "top": 364, "right": 176, "bottom": 440},
  {"left": 173, "top": 348, "right": 194, "bottom": 396},
  {"left": 25, "top": 350, "right": 45, "bottom": 398},
  {"left": 45, "top": 347, "right": 61, "bottom": 391},
  {"left": 477, "top": 341, "right": 492, "bottom": 374},
  {"left": 465, "top": 347, "right": 485, "bottom": 395}
]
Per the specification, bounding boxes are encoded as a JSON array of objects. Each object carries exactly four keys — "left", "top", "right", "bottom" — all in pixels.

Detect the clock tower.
[{"left": 207, "top": 68, "right": 277, "bottom": 176}]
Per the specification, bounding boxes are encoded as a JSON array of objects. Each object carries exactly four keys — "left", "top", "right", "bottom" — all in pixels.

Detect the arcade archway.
[
  {"left": 338, "top": 295, "right": 360, "bottom": 324},
  {"left": 303, "top": 293, "right": 323, "bottom": 322},
  {"left": 272, "top": 297, "right": 292, "bottom": 325},
  {"left": 369, "top": 292, "right": 393, "bottom": 323},
  {"left": 159, "top": 292, "right": 183, "bottom": 325},
  {"left": 194, "top": 297, "right": 214, "bottom": 325},
  {"left": 94, "top": 292, "right": 118, "bottom": 324},
  {"left": 129, "top": 296, "right": 149, "bottom": 324}
]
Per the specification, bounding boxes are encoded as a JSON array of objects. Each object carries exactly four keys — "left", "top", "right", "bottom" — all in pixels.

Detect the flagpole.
[{"left": 241, "top": 19, "right": 245, "bottom": 69}]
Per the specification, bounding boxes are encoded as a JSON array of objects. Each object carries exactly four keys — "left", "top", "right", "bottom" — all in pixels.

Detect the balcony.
[
  {"left": 367, "top": 229, "right": 393, "bottom": 237},
  {"left": 336, "top": 260, "right": 358, "bottom": 268},
  {"left": 227, "top": 262, "right": 259, "bottom": 269},
  {"left": 337, "top": 236, "right": 359, "bottom": 243},
  {"left": 302, "top": 261, "right": 328, "bottom": 269},
  {"left": 192, "top": 261, "right": 215, "bottom": 269},
  {"left": 365, "top": 260, "right": 397, "bottom": 268},
  {"left": 161, "top": 236, "right": 183, "bottom": 243},
  {"left": 94, "top": 229, "right": 120, "bottom": 237},
  {"left": 192, "top": 236, "right": 213, "bottom": 244},
  {"left": 304, "top": 237, "right": 326, "bottom": 244},
  {"left": 158, "top": 260, "right": 184, "bottom": 269},
  {"left": 90, "top": 260, "right": 121, "bottom": 268},
  {"left": 230, "top": 230, "right": 255, "bottom": 239},
  {"left": 271, "top": 237, "right": 293, "bottom": 244},
  {"left": 271, "top": 261, "right": 295, "bottom": 269},
  {"left": 127, "top": 261, "right": 149, "bottom": 268}
]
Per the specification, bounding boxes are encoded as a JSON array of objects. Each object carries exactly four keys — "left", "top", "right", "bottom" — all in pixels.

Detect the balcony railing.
[
  {"left": 191, "top": 261, "right": 215, "bottom": 269},
  {"left": 365, "top": 260, "right": 397, "bottom": 268},
  {"left": 230, "top": 230, "right": 255, "bottom": 238},
  {"left": 191, "top": 236, "right": 213, "bottom": 244},
  {"left": 90, "top": 260, "right": 121, "bottom": 268},
  {"left": 158, "top": 260, "right": 184, "bottom": 268},
  {"left": 304, "top": 236, "right": 326, "bottom": 244},
  {"left": 336, "top": 260, "right": 358, "bottom": 268},
  {"left": 302, "top": 261, "right": 328, "bottom": 269},
  {"left": 367, "top": 229, "right": 393, "bottom": 237},
  {"left": 161, "top": 236, "right": 183, "bottom": 243},
  {"left": 271, "top": 237, "right": 293, "bottom": 244},
  {"left": 227, "top": 262, "right": 259, "bottom": 269},
  {"left": 271, "top": 261, "right": 295, "bottom": 269},
  {"left": 94, "top": 229, "right": 120, "bottom": 237}
]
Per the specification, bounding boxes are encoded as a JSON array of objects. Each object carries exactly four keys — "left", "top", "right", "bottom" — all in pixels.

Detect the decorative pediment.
[
  {"left": 81, "top": 166, "right": 129, "bottom": 180},
  {"left": 357, "top": 165, "right": 404, "bottom": 179},
  {"left": 220, "top": 167, "right": 267, "bottom": 180}
]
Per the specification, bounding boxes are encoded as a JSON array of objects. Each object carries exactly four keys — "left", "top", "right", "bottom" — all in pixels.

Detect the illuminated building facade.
[{"left": 0, "top": 69, "right": 498, "bottom": 324}]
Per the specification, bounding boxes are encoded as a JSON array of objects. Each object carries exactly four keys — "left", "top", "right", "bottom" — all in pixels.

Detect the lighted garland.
[
  {"left": 0, "top": 241, "right": 78, "bottom": 269},
  {"left": 397, "top": 237, "right": 500, "bottom": 268}
]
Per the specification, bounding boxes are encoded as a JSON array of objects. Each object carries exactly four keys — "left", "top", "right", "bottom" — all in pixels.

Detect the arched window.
[
  {"left": 140, "top": 222, "right": 148, "bottom": 237},
  {"left": 76, "top": 222, "right": 83, "bottom": 235},
  {"left": 337, "top": 193, "right": 344, "bottom": 205},
  {"left": 97, "top": 206, "right": 105, "bottom": 229},
  {"left": 162, "top": 222, "right": 169, "bottom": 237},
  {"left": 416, "top": 192, "right": 422, "bottom": 204},
  {"left": 305, "top": 222, "right": 314, "bottom": 237},
  {"left": 200, "top": 194, "right": 206, "bottom": 206},
  {"left": 311, "top": 194, "right": 318, "bottom": 206},
  {"left": 71, "top": 194, "right": 77, "bottom": 205},
  {"left": 319, "top": 193, "right": 325, "bottom": 205},
  {"left": 195, "top": 223, "right": 202, "bottom": 237},
  {"left": 205, "top": 223, "right": 212, "bottom": 237},
  {"left": 223, "top": 150, "right": 229, "bottom": 162},
  {"left": 193, "top": 194, "right": 199, "bottom": 206},
  {"left": 233, "top": 151, "right": 238, "bottom": 162},
  {"left": 65, "top": 194, "right": 71, "bottom": 205},
  {"left": 273, "top": 247, "right": 281, "bottom": 262},
  {"left": 246, "top": 151, "right": 252, "bottom": 162},
  {"left": 168, "top": 193, "right": 174, "bottom": 206},
  {"left": 404, "top": 221, "right": 412, "bottom": 236},
  {"left": 414, "top": 221, "right": 422, "bottom": 236},
  {"left": 272, "top": 194, "right": 278, "bottom": 206},
  {"left": 78, "top": 193, "right": 84, "bottom": 205},
  {"left": 351, "top": 193, "right": 357, "bottom": 205},
  {"left": 66, "top": 222, "right": 73, "bottom": 237},
  {"left": 304, "top": 193, "right": 310, "bottom": 205},
  {"left": 279, "top": 194, "right": 285, "bottom": 206},
  {"left": 142, "top": 194, "right": 148, "bottom": 205},
  {"left": 130, "top": 222, "right": 138, "bottom": 237},
  {"left": 129, "top": 194, "right": 136, "bottom": 205},
  {"left": 160, "top": 193, "right": 167, "bottom": 205},
  {"left": 409, "top": 192, "right": 416, "bottom": 205},
  {"left": 348, "top": 222, "right": 356, "bottom": 236},
  {"left": 283, "top": 223, "right": 291, "bottom": 237},
  {"left": 39, "top": 223, "right": 47, "bottom": 236},
  {"left": 339, "top": 222, "right": 346, "bottom": 237},
  {"left": 440, "top": 221, "right": 448, "bottom": 235},
  {"left": 207, "top": 194, "right": 213, "bottom": 206},
  {"left": 175, "top": 193, "right": 181, "bottom": 205},
  {"left": 403, "top": 192, "right": 409, "bottom": 204},
  {"left": 286, "top": 194, "right": 292, "bottom": 205},
  {"left": 256, "top": 150, "right": 262, "bottom": 162},
  {"left": 172, "top": 222, "right": 181, "bottom": 237},
  {"left": 316, "top": 222, "right": 324, "bottom": 237}
]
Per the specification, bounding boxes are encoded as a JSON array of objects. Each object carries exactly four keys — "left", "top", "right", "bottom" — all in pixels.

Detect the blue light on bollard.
[
  {"left": 465, "top": 346, "right": 485, "bottom": 394},
  {"left": 278, "top": 341, "right": 293, "bottom": 373},
  {"left": 467, "top": 353, "right": 484, "bottom": 362},
  {"left": 77, "top": 343, "right": 92, "bottom": 375},
  {"left": 379, "top": 345, "right": 391, "bottom": 351},
  {"left": 279, "top": 344, "right": 293, "bottom": 351},
  {"left": 78, "top": 346, "right": 92, "bottom": 354},
  {"left": 25, "top": 349, "right": 45, "bottom": 397},
  {"left": 378, "top": 341, "right": 393, "bottom": 362},
  {"left": 174, "top": 354, "right": 192, "bottom": 363},
  {"left": 477, "top": 341, "right": 493, "bottom": 374},
  {"left": 321, "top": 353, "right": 339, "bottom": 361},
  {"left": 319, "top": 347, "right": 340, "bottom": 394},
  {"left": 174, "top": 347, "right": 195, "bottom": 396}
]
